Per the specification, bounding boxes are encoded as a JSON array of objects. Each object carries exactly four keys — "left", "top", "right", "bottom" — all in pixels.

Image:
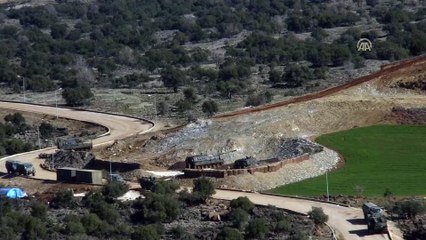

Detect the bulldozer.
[{"left": 362, "top": 202, "right": 388, "bottom": 234}]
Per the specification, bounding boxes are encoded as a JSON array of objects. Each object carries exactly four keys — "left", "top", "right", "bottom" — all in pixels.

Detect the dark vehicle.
[
  {"left": 109, "top": 173, "right": 125, "bottom": 183},
  {"left": 233, "top": 157, "right": 258, "bottom": 169},
  {"left": 362, "top": 202, "right": 388, "bottom": 234},
  {"left": 56, "top": 138, "right": 93, "bottom": 151},
  {"left": 185, "top": 155, "right": 224, "bottom": 169},
  {"left": 140, "top": 176, "right": 157, "bottom": 190},
  {"left": 16, "top": 163, "right": 36, "bottom": 176},
  {"left": 5, "top": 160, "right": 21, "bottom": 174}
]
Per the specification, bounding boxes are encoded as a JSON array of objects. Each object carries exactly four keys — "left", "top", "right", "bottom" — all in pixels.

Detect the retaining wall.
[{"left": 183, "top": 154, "right": 309, "bottom": 178}]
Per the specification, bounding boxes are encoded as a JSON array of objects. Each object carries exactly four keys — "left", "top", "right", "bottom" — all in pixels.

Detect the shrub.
[
  {"left": 193, "top": 178, "right": 215, "bottom": 202},
  {"left": 63, "top": 215, "right": 85, "bottom": 235},
  {"left": 394, "top": 200, "right": 425, "bottom": 219},
  {"left": 216, "top": 227, "right": 244, "bottom": 240},
  {"left": 52, "top": 189, "right": 75, "bottom": 208},
  {"left": 229, "top": 208, "right": 249, "bottom": 230},
  {"left": 230, "top": 197, "right": 254, "bottom": 212},
  {"left": 308, "top": 207, "right": 328, "bottom": 225},
  {"left": 62, "top": 85, "right": 94, "bottom": 106},
  {"left": 39, "top": 122, "right": 55, "bottom": 139},
  {"left": 23, "top": 216, "right": 47, "bottom": 240},
  {"left": 246, "top": 218, "right": 269, "bottom": 239},
  {"left": 92, "top": 202, "right": 120, "bottom": 224},
  {"left": 131, "top": 224, "right": 162, "bottom": 240},
  {"left": 30, "top": 201, "right": 48, "bottom": 220},
  {"left": 275, "top": 219, "right": 291, "bottom": 233},
  {"left": 102, "top": 181, "right": 129, "bottom": 198},
  {"left": 140, "top": 193, "right": 181, "bottom": 223},
  {"left": 201, "top": 100, "right": 219, "bottom": 117},
  {"left": 151, "top": 180, "right": 179, "bottom": 195},
  {"left": 183, "top": 88, "right": 197, "bottom": 103},
  {"left": 178, "top": 189, "right": 204, "bottom": 206},
  {"left": 81, "top": 213, "right": 112, "bottom": 237},
  {"left": 82, "top": 191, "right": 105, "bottom": 208}
]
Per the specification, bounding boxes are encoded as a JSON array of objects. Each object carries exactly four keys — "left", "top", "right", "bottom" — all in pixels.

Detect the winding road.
[{"left": 0, "top": 101, "right": 153, "bottom": 180}]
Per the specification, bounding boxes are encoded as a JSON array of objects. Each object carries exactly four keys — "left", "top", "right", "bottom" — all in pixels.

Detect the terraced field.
[{"left": 271, "top": 125, "right": 426, "bottom": 197}]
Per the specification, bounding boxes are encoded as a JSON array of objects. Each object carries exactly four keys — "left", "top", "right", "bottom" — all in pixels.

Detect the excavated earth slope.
[{"left": 111, "top": 56, "right": 426, "bottom": 190}]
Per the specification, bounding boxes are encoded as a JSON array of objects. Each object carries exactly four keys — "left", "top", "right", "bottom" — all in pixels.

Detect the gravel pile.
[
  {"left": 276, "top": 138, "right": 323, "bottom": 159},
  {"left": 44, "top": 150, "right": 95, "bottom": 169},
  {"left": 219, "top": 147, "right": 340, "bottom": 191}
]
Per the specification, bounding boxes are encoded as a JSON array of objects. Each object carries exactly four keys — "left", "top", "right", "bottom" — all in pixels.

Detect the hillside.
[{"left": 0, "top": 0, "right": 425, "bottom": 121}]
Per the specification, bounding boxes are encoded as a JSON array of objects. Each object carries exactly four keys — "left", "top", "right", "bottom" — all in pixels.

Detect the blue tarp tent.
[{"left": 0, "top": 188, "right": 27, "bottom": 199}]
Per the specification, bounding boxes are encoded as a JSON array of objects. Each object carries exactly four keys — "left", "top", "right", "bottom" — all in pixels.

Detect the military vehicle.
[
  {"left": 362, "top": 202, "right": 388, "bottom": 234},
  {"left": 185, "top": 155, "right": 224, "bottom": 169},
  {"left": 5, "top": 160, "right": 21, "bottom": 174},
  {"left": 16, "top": 163, "right": 36, "bottom": 176},
  {"left": 140, "top": 176, "right": 157, "bottom": 190},
  {"left": 56, "top": 138, "right": 93, "bottom": 151},
  {"left": 109, "top": 173, "right": 125, "bottom": 183},
  {"left": 233, "top": 156, "right": 258, "bottom": 169}
]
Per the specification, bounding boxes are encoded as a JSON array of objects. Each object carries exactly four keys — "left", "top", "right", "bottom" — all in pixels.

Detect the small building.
[
  {"left": 75, "top": 169, "right": 103, "bottom": 185},
  {"left": 57, "top": 167, "right": 77, "bottom": 182},
  {"left": 185, "top": 155, "right": 224, "bottom": 169}
]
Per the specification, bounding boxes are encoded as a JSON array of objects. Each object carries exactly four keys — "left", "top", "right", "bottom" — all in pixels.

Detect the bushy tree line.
[
  {"left": 0, "top": 0, "right": 424, "bottom": 111},
  {"left": 0, "top": 113, "right": 33, "bottom": 156}
]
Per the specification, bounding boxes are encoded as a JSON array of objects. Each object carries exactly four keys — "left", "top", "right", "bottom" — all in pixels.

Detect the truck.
[
  {"left": 56, "top": 138, "right": 93, "bottom": 151},
  {"left": 362, "top": 202, "right": 388, "bottom": 234},
  {"left": 17, "top": 163, "right": 36, "bottom": 176},
  {"left": 5, "top": 160, "right": 21, "bottom": 174}
]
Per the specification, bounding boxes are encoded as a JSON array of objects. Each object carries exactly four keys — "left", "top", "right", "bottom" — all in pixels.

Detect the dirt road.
[
  {"left": 214, "top": 190, "right": 392, "bottom": 240},
  {"left": 0, "top": 101, "right": 153, "bottom": 179}
]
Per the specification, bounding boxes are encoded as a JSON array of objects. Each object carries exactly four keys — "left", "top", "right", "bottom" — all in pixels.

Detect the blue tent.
[{"left": 0, "top": 188, "right": 28, "bottom": 199}]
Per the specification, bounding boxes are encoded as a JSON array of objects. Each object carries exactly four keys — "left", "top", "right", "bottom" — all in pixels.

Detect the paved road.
[
  {"left": 0, "top": 101, "right": 153, "bottom": 179},
  {"left": 214, "top": 190, "right": 392, "bottom": 240}
]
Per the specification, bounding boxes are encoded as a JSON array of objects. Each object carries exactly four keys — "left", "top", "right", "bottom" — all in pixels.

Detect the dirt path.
[
  {"left": 0, "top": 102, "right": 153, "bottom": 180},
  {"left": 214, "top": 54, "right": 426, "bottom": 119},
  {"left": 214, "top": 190, "right": 391, "bottom": 240}
]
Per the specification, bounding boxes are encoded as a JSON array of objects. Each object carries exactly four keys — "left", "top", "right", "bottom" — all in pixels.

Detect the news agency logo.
[{"left": 357, "top": 38, "right": 372, "bottom": 52}]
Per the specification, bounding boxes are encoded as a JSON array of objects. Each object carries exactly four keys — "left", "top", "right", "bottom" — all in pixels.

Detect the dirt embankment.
[{"left": 93, "top": 56, "right": 426, "bottom": 191}]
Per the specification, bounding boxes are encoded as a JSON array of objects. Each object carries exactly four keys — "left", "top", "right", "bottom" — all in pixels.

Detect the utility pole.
[
  {"left": 37, "top": 124, "right": 41, "bottom": 149},
  {"left": 148, "top": 94, "right": 157, "bottom": 122},
  {"left": 326, "top": 170, "right": 330, "bottom": 202},
  {"left": 55, "top": 88, "right": 62, "bottom": 119},
  {"left": 23, "top": 77, "right": 26, "bottom": 102},
  {"left": 52, "top": 153, "right": 55, "bottom": 170}
]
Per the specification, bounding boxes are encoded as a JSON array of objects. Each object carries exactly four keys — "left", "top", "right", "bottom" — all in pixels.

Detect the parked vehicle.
[
  {"left": 108, "top": 173, "right": 125, "bottom": 183},
  {"left": 5, "top": 160, "right": 21, "bottom": 174},
  {"left": 233, "top": 156, "right": 258, "bottom": 169},
  {"left": 362, "top": 202, "right": 388, "bottom": 234},
  {"left": 185, "top": 155, "right": 224, "bottom": 169},
  {"left": 16, "top": 163, "right": 36, "bottom": 176}
]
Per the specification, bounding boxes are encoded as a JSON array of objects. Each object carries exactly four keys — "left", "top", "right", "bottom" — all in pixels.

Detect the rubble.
[{"left": 276, "top": 138, "right": 323, "bottom": 159}]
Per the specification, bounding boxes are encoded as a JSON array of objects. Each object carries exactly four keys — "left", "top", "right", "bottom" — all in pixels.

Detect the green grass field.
[{"left": 270, "top": 125, "right": 426, "bottom": 197}]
